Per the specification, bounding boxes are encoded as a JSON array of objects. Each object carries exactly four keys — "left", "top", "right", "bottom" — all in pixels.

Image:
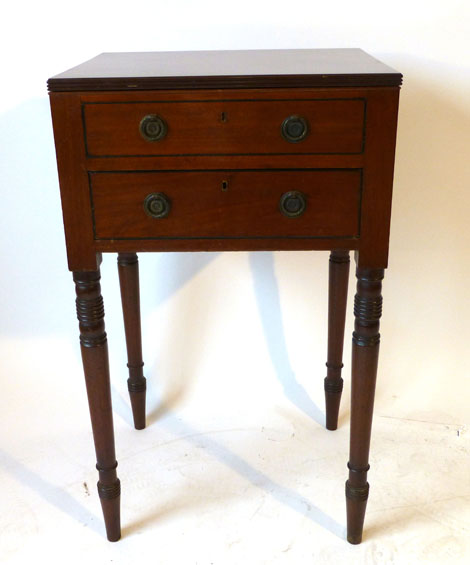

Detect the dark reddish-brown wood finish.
[
  {"left": 48, "top": 49, "right": 401, "bottom": 545},
  {"left": 347, "top": 267, "right": 384, "bottom": 544},
  {"left": 90, "top": 170, "right": 361, "bottom": 240},
  {"left": 50, "top": 93, "right": 99, "bottom": 271},
  {"left": 95, "top": 236, "right": 360, "bottom": 254},
  {"left": 117, "top": 253, "right": 146, "bottom": 430},
  {"left": 73, "top": 265, "right": 121, "bottom": 541},
  {"left": 49, "top": 86, "right": 399, "bottom": 271},
  {"left": 84, "top": 98, "right": 365, "bottom": 156},
  {"left": 47, "top": 49, "right": 402, "bottom": 91},
  {"left": 324, "top": 249, "right": 350, "bottom": 431}
]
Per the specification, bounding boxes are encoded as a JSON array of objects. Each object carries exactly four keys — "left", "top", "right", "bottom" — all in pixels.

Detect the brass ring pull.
[
  {"left": 281, "top": 115, "right": 309, "bottom": 143},
  {"left": 139, "top": 115, "right": 168, "bottom": 141},
  {"left": 279, "top": 191, "right": 307, "bottom": 217},
  {"left": 143, "top": 193, "right": 171, "bottom": 218}
]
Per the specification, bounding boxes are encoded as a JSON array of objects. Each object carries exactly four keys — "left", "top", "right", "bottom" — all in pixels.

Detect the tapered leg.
[
  {"left": 117, "top": 253, "right": 146, "bottom": 430},
  {"left": 346, "top": 266, "right": 384, "bottom": 544},
  {"left": 324, "top": 249, "right": 350, "bottom": 430},
  {"left": 73, "top": 268, "right": 121, "bottom": 542}
]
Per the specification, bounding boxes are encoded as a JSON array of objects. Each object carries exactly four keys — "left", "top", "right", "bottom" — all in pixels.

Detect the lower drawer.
[{"left": 90, "top": 170, "right": 361, "bottom": 239}]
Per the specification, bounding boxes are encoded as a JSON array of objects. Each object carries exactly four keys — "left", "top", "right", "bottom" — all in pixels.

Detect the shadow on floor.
[
  {"left": 249, "top": 252, "right": 325, "bottom": 426},
  {"left": 124, "top": 412, "right": 344, "bottom": 540},
  {"left": 0, "top": 448, "right": 102, "bottom": 536}
]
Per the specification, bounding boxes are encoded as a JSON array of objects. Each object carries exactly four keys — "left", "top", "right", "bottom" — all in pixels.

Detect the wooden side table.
[{"left": 48, "top": 49, "right": 402, "bottom": 544}]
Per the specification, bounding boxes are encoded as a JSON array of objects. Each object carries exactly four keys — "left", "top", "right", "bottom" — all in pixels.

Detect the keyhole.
[
  {"left": 221, "top": 180, "right": 229, "bottom": 191},
  {"left": 221, "top": 111, "right": 227, "bottom": 123}
]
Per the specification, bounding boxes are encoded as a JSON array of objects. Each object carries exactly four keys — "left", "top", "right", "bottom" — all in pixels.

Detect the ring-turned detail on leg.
[
  {"left": 73, "top": 268, "right": 121, "bottom": 541},
  {"left": 324, "top": 249, "right": 350, "bottom": 430},
  {"left": 346, "top": 266, "right": 384, "bottom": 544},
  {"left": 117, "top": 253, "right": 147, "bottom": 430}
]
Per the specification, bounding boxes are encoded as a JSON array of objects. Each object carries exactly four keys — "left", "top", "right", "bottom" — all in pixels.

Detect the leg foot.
[
  {"left": 118, "top": 253, "right": 147, "bottom": 430},
  {"left": 324, "top": 249, "right": 350, "bottom": 430},
  {"left": 97, "top": 464, "right": 121, "bottom": 541},
  {"left": 346, "top": 478, "right": 369, "bottom": 544}
]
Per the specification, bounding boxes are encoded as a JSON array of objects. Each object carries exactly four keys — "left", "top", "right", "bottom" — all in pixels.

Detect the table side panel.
[
  {"left": 358, "top": 87, "right": 400, "bottom": 268},
  {"left": 49, "top": 92, "right": 100, "bottom": 271}
]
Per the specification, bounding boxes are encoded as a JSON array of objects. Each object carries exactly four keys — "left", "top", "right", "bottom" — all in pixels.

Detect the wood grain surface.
[
  {"left": 48, "top": 49, "right": 402, "bottom": 91},
  {"left": 90, "top": 170, "right": 361, "bottom": 239}
]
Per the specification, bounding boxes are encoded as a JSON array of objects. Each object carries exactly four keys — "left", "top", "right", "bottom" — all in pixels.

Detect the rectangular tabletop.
[{"left": 47, "top": 48, "right": 402, "bottom": 91}]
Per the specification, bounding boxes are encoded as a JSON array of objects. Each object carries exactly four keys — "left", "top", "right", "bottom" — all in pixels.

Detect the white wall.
[{"left": 1, "top": 0, "right": 469, "bottom": 437}]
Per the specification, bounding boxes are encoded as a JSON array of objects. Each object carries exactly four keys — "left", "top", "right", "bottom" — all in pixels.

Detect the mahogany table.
[{"left": 48, "top": 49, "right": 402, "bottom": 544}]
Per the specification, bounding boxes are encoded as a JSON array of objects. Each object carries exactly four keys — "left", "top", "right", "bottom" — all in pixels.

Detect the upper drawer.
[{"left": 83, "top": 99, "right": 365, "bottom": 157}]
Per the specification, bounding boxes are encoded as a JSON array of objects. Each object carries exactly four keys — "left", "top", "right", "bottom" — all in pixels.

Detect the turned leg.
[
  {"left": 324, "top": 249, "right": 350, "bottom": 430},
  {"left": 346, "top": 266, "right": 384, "bottom": 544},
  {"left": 73, "top": 269, "right": 121, "bottom": 542},
  {"left": 117, "top": 253, "right": 147, "bottom": 430}
]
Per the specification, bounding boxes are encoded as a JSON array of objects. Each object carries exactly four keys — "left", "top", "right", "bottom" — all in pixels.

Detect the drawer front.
[
  {"left": 90, "top": 170, "right": 361, "bottom": 239},
  {"left": 84, "top": 99, "right": 365, "bottom": 157}
]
